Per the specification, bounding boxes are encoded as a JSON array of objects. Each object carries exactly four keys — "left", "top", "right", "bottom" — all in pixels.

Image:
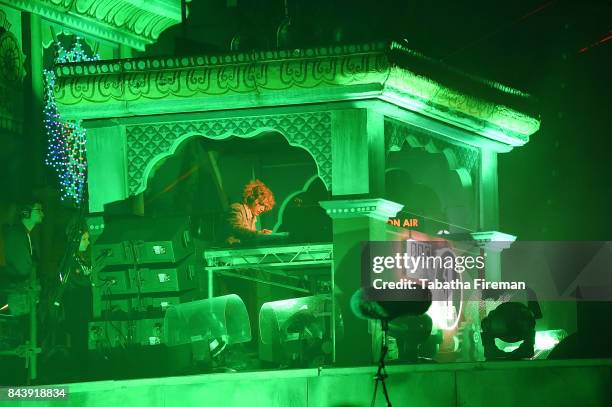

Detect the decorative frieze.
[
  {"left": 125, "top": 112, "right": 332, "bottom": 195},
  {"left": 53, "top": 42, "right": 540, "bottom": 147}
]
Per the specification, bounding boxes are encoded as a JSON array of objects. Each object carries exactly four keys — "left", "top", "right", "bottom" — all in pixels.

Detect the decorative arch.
[
  {"left": 385, "top": 118, "right": 479, "bottom": 188},
  {"left": 384, "top": 166, "right": 448, "bottom": 223},
  {"left": 125, "top": 111, "right": 332, "bottom": 196}
]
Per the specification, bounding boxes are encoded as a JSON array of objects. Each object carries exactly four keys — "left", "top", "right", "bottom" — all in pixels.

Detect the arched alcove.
[
  {"left": 385, "top": 119, "right": 480, "bottom": 190},
  {"left": 385, "top": 144, "right": 476, "bottom": 234},
  {"left": 143, "top": 131, "right": 322, "bottom": 241}
]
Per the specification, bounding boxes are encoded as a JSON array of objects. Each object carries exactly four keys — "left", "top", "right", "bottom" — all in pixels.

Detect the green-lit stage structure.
[
  {"left": 3, "top": 1, "right": 611, "bottom": 404},
  {"left": 50, "top": 39, "right": 540, "bottom": 364}
]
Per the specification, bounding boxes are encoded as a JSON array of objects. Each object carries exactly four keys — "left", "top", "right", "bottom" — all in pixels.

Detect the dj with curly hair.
[{"left": 226, "top": 179, "right": 276, "bottom": 244}]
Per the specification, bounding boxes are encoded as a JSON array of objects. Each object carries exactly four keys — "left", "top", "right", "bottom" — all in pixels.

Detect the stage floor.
[{"left": 6, "top": 359, "right": 612, "bottom": 407}]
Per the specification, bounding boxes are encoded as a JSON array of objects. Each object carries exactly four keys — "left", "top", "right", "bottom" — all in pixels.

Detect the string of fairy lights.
[{"left": 44, "top": 38, "right": 99, "bottom": 205}]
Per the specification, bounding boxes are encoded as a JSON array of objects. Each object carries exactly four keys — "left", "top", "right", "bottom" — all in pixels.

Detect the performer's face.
[{"left": 250, "top": 202, "right": 266, "bottom": 216}]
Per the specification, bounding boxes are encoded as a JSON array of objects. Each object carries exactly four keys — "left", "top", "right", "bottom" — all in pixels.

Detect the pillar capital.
[
  {"left": 319, "top": 198, "right": 403, "bottom": 221},
  {"left": 470, "top": 231, "right": 516, "bottom": 251}
]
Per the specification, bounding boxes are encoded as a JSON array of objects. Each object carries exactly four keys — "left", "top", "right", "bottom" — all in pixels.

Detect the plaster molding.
[
  {"left": 1, "top": 0, "right": 181, "bottom": 51},
  {"left": 53, "top": 42, "right": 540, "bottom": 147},
  {"left": 125, "top": 112, "right": 332, "bottom": 196}
]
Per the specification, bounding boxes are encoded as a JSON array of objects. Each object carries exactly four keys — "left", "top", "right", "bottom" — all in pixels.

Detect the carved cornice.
[
  {"left": 53, "top": 42, "right": 540, "bottom": 147},
  {"left": 125, "top": 112, "right": 332, "bottom": 196},
  {"left": 2, "top": 0, "right": 181, "bottom": 51}
]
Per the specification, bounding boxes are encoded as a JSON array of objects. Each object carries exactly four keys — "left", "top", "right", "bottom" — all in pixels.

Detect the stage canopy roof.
[{"left": 53, "top": 41, "right": 540, "bottom": 148}]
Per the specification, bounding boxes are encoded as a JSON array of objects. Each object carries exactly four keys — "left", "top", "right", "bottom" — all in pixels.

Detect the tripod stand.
[{"left": 371, "top": 319, "right": 392, "bottom": 407}]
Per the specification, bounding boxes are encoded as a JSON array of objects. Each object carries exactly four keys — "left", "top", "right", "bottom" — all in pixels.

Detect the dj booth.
[{"left": 88, "top": 216, "right": 336, "bottom": 370}]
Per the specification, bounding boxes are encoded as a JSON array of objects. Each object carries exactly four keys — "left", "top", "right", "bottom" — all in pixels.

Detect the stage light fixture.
[
  {"left": 481, "top": 301, "right": 538, "bottom": 360},
  {"left": 495, "top": 329, "right": 568, "bottom": 359},
  {"left": 259, "top": 295, "right": 340, "bottom": 368},
  {"left": 164, "top": 294, "right": 251, "bottom": 369},
  {"left": 350, "top": 288, "right": 432, "bottom": 407},
  {"left": 350, "top": 287, "right": 432, "bottom": 322}
]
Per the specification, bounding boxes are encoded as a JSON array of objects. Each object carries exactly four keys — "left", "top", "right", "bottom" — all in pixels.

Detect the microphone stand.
[
  {"left": 49, "top": 221, "right": 83, "bottom": 310},
  {"left": 40, "top": 209, "right": 92, "bottom": 346},
  {"left": 372, "top": 319, "right": 392, "bottom": 407}
]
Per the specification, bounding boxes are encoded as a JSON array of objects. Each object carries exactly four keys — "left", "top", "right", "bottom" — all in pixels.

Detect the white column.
[
  {"left": 470, "top": 231, "right": 516, "bottom": 282},
  {"left": 320, "top": 198, "right": 403, "bottom": 365},
  {"left": 479, "top": 149, "right": 499, "bottom": 230}
]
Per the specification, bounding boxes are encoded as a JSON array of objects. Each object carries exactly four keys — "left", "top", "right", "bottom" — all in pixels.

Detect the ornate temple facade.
[{"left": 51, "top": 40, "right": 540, "bottom": 364}]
